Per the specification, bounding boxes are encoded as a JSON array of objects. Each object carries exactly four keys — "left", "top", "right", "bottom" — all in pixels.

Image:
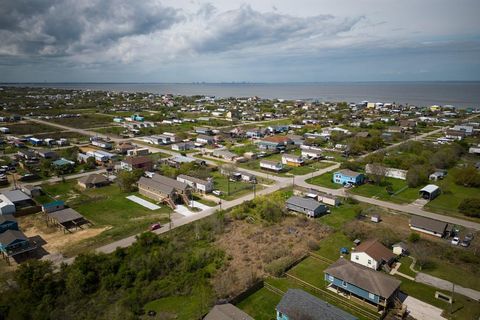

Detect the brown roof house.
[
  {"left": 204, "top": 304, "right": 253, "bottom": 320},
  {"left": 77, "top": 174, "right": 110, "bottom": 189},
  {"left": 120, "top": 156, "right": 153, "bottom": 172},
  {"left": 137, "top": 174, "right": 190, "bottom": 209},
  {"left": 350, "top": 239, "right": 396, "bottom": 270}
]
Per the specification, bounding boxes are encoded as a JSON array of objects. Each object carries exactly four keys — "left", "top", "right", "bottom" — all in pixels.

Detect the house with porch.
[
  {"left": 120, "top": 156, "right": 153, "bottom": 172},
  {"left": 324, "top": 258, "right": 401, "bottom": 311},
  {"left": 0, "top": 215, "right": 18, "bottom": 234},
  {"left": 281, "top": 154, "right": 304, "bottom": 167},
  {"left": 138, "top": 174, "right": 191, "bottom": 209},
  {"left": 176, "top": 174, "right": 213, "bottom": 194},
  {"left": 0, "top": 229, "right": 36, "bottom": 264}
]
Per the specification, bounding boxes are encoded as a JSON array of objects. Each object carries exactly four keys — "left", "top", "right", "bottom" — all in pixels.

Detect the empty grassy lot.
[
  {"left": 50, "top": 114, "right": 115, "bottom": 128},
  {"left": 3, "top": 121, "right": 60, "bottom": 135},
  {"left": 424, "top": 170, "right": 480, "bottom": 221},
  {"left": 305, "top": 170, "right": 343, "bottom": 189},
  {"left": 211, "top": 172, "right": 265, "bottom": 200},
  {"left": 38, "top": 180, "right": 171, "bottom": 255},
  {"left": 349, "top": 178, "right": 420, "bottom": 204},
  {"left": 236, "top": 287, "right": 282, "bottom": 320},
  {"left": 143, "top": 294, "right": 210, "bottom": 320}
]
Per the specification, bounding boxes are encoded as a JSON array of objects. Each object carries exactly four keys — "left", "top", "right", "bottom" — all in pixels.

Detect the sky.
[{"left": 0, "top": 0, "right": 479, "bottom": 82}]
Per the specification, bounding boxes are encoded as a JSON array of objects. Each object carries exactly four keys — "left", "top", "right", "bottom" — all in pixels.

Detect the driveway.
[
  {"left": 416, "top": 272, "right": 480, "bottom": 301},
  {"left": 402, "top": 296, "right": 446, "bottom": 320},
  {"left": 175, "top": 201, "right": 211, "bottom": 217}
]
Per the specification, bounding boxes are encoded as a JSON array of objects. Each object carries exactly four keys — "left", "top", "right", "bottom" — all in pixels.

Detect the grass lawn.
[
  {"left": 397, "top": 277, "right": 480, "bottom": 320},
  {"left": 318, "top": 204, "right": 360, "bottom": 230},
  {"left": 192, "top": 194, "right": 217, "bottom": 207},
  {"left": 314, "top": 232, "right": 352, "bottom": 261},
  {"left": 424, "top": 170, "right": 480, "bottom": 221},
  {"left": 305, "top": 171, "right": 343, "bottom": 189},
  {"left": 4, "top": 121, "right": 60, "bottom": 135},
  {"left": 236, "top": 287, "right": 281, "bottom": 320},
  {"left": 50, "top": 114, "right": 114, "bottom": 128},
  {"left": 288, "top": 257, "right": 330, "bottom": 287},
  {"left": 38, "top": 181, "right": 172, "bottom": 255},
  {"left": 397, "top": 256, "right": 417, "bottom": 278},
  {"left": 350, "top": 178, "right": 420, "bottom": 204},
  {"left": 143, "top": 294, "right": 210, "bottom": 320},
  {"left": 422, "top": 255, "right": 480, "bottom": 291},
  {"left": 211, "top": 172, "right": 261, "bottom": 200}
]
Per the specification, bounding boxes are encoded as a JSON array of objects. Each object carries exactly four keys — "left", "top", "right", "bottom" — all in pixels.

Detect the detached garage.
[{"left": 286, "top": 196, "right": 327, "bottom": 218}]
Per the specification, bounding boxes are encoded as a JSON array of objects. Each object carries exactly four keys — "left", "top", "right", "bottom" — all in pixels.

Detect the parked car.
[
  {"left": 150, "top": 223, "right": 161, "bottom": 231},
  {"left": 344, "top": 183, "right": 353, "bottom": 189},
  {"left": 451, "top": 237, "right": 460, "bottom": 245},
  {"left": 464, "top": 233, "right": 474, "bottom": 242},
  {"left": 460, "top": 239, "right": 471, "bottom": 247},
  {"left": 212, "top": 190, "right": 223, "bottom": 196}
]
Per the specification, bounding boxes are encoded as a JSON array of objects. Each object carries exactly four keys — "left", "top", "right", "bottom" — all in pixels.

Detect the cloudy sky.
[{"left": 1, "top": 0, "right": 479, "bottom": 82}]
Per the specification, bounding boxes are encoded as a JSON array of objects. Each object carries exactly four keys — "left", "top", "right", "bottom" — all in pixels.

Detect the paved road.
[{"left": 416, "top": 272, "right": 480, "bottom": 301}]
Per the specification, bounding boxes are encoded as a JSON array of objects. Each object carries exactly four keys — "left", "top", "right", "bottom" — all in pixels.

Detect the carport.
[
  {"left": 46, "top": 208, "right": 91, "bottom": 233},
  {"left": 419, "top": 184, "right": 440, "bottom": 200}
]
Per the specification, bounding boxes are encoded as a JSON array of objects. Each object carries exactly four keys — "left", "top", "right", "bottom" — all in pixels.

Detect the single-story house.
[
  {"left": 285, "top": 196, "right": 327, "bottom": 218},
  {"left": 324, "top": 258, "right": 401, "bottom": 311},
  {"left": 172, "top": 142, "right": 195, "bottom": 151},
  {"left": 196, "top": 135, "right": 215, "bottom": 145},
  {"left": 350, "top": 239, "right": 396, "bottom": 270},
  {"left": 52, "top": 158, "right": 75, "bottom": 168},
  {"left": 3, "top": 190, "right": 34, "bottom": 209},
  {"left": 138, "top": 174, "right": 190, "bottom": 209},
  {"left": 0, "top": 194, "right": 16, "bottom": 216},
  {"left": 204, "top": 303, "right": 253, "bottom": 320},
  {"left": 77, "top": 174, "right": 110, "bottom": 189},
  {"left": 409, "top": 216, "right": 450, "bottom": 238},
  {"left": 116, "top": 142, "right": 136, "bottom": 154},
  {"left": 195, "top": 127, "right": 214, "bottom": 135},
  {"left": 301, "top": 149, "right": 323, "bottom": 159},
  {"left": 429, "top": 171, "right": 446, "bottom": 181},
  {"left": 392, "top": 242, "right": 408, "bottom": 255},
  {"left": 36, "top": 149, "right": 58, "bottom": 159},
  {"left": 276, "top": 289, "right": 357, "bottom": 320},
  {"left": 0, "top": 215, "right": 18, "bottom": 234},
  {"left": 42, "top": 200, "right": 65, "bottom": 213},
  {"left": 21, "top": 185, "right": 42, "bottom": 198},
  {"left": 419, "top": 184, "right": 440, "bottom": 200},
  {"left": 256, "top": 136, "right": 293, "bottom": 151},
  {"left": 281, "top": 154, "right": 304, "bottom": 167},
  {"left": 120, "top": 156, "right": 153, "bottom": 172},
  {"left": 126, "top": 148, "right": 150, "bottom": 157},
  {"left": 176, "top": 174, "right": 213, "bottom": 193},
  {"left": 333, "top": 170, "right": 365, "bottom": 186},
  {"left": 212, "top": 149, "right": 237, "bottom": 161},
  {"left": 260, "top": 160, "right": 283, "bottom": 172}
]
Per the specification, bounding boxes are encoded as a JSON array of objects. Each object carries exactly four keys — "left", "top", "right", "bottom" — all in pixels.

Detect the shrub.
[
  {"left": 265, "top": 257, "right": 295, "bottom": 277},
  {"left": 406, "top": 165, "right": 429, "bottom": 188},
  {"left": 458, "top": 198, "right": 480, "bottom": 218},
  {"left": 454, "top": 167, "right": 480, "bottom": 188},
  {"left": 307, "top": 240, "right": 320, "bottom": 251},
  {"left": 408, "top": 232, "right": 420, "bottom": 243}
]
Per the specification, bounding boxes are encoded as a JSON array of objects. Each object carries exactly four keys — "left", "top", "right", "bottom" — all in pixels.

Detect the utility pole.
[{"left": 450, "top": 283, "right": 455, "bottom": 315}]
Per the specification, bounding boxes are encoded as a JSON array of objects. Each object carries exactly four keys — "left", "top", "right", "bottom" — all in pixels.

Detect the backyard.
[
  {"left": 349, "top": 177, "right": 420, "bottom": 204},
  {"left": 305, "top": 170, "right": 343, "bottom": 189},
  {"left": 35, "top": 180, "right": 172, "bottom": 255}
]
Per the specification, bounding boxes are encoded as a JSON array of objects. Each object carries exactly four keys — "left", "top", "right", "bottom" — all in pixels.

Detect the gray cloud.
[
  {"left": 0, "top": 0, "right": 183, "bottom": 57},
  {"left": 188, "top": 5, "right": 363, "bottom": 54}
]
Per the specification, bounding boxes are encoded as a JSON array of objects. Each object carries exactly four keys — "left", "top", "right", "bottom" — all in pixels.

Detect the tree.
[
  {"left": 458, "top": 198, "right": 480, "bottom": 218},
  {"left": 116, "top": 169, "right": 143, "bottom": 192},
  {"left": 406, "top": 165, "right": 429, "bottom": 188},
  {"left": 454, "top": 166, "right": 480, "bottom": 188},
  {"left": 84, "top": 157, "right": 97, "bottom": 170},
  {"left": 367, "top": 163, "right": 387, "bottom": 185}
]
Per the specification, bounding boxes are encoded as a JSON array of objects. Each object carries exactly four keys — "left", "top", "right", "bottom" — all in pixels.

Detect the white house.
[
  {"left": 365, "top": 164, "right": 407, "bottom": 180},
  {"left": 0, "top": 194, "right": 16, "bottom": 215},
  {"left": 301, "top": 149, "right": 323, "bottom": 159},
  {"left": 176, "top": 175, "right": 213, "bottom": 193},
  {"left": 350, "top": 239, "right": 396, "bottom": 270},
  {"left": 260, "top": 160, "right": 283, "bottom": 172},
  {"left": 281, "top": 154, "right": 304, "bottom": 167}
]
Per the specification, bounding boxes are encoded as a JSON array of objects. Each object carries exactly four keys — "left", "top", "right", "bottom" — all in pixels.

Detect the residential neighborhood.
[{"left": 0, "top": 86, "right": 479, "bottom": 320}]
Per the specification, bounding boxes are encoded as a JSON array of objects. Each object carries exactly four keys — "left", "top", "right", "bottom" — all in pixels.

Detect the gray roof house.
[
  {"left": 409, "top": 216, "right": 450, "bottom": 238},
  {"left": 276, "top": 289, "right": 357, "bottom": 320},
  {"left": 204, "top": 304, "right": 253, "bottom": 320},
  {"left": 286, "top": 196, "right": 327, "bottom": 218}
]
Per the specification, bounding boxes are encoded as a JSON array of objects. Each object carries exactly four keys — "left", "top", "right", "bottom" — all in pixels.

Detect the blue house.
[
  {"left": 324, "top": 258, "right": 401, "bottom": 311},
  {"left": 333, "top": 169, "right": 365, "bottom": 186},
  {"left": 276, "top": 289, "right": 357, "bottom": 320},
  {"left": 131, "top": 114, "right": 144, "bottom": 122},
  {"left": 0, "top": 215, "right": 18, "bottom": 234}
]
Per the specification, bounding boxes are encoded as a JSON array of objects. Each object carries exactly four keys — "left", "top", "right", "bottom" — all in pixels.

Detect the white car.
[{"left": 451, "top": 237, "right": 460, "bottom": 245}]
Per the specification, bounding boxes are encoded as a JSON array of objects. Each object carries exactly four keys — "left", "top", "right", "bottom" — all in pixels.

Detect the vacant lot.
[
  {"left": 350, "top": 178, "right": 420, "bottom": 204},
  {"left": 3, "top": 121, "right": 59, "bottom": 135},
  {"left": 211, "top": 172, "right": 265, "bottom": 200},
  {"left": 38, "top": 181, "right": 172, "bottom": 256},
  {"left": 305, "top": 170, "right": 343, "bottom": 189},
  {"left": 50, "top": 114, "right": 115, "bottom": 128},
  {"left": 425, "top": 170, "right": 480, "bottom": 221}
]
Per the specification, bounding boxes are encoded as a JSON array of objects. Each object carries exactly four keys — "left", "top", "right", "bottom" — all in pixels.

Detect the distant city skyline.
[{"left": 1, "top": 0, "right": 479, "bottom": 82}]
